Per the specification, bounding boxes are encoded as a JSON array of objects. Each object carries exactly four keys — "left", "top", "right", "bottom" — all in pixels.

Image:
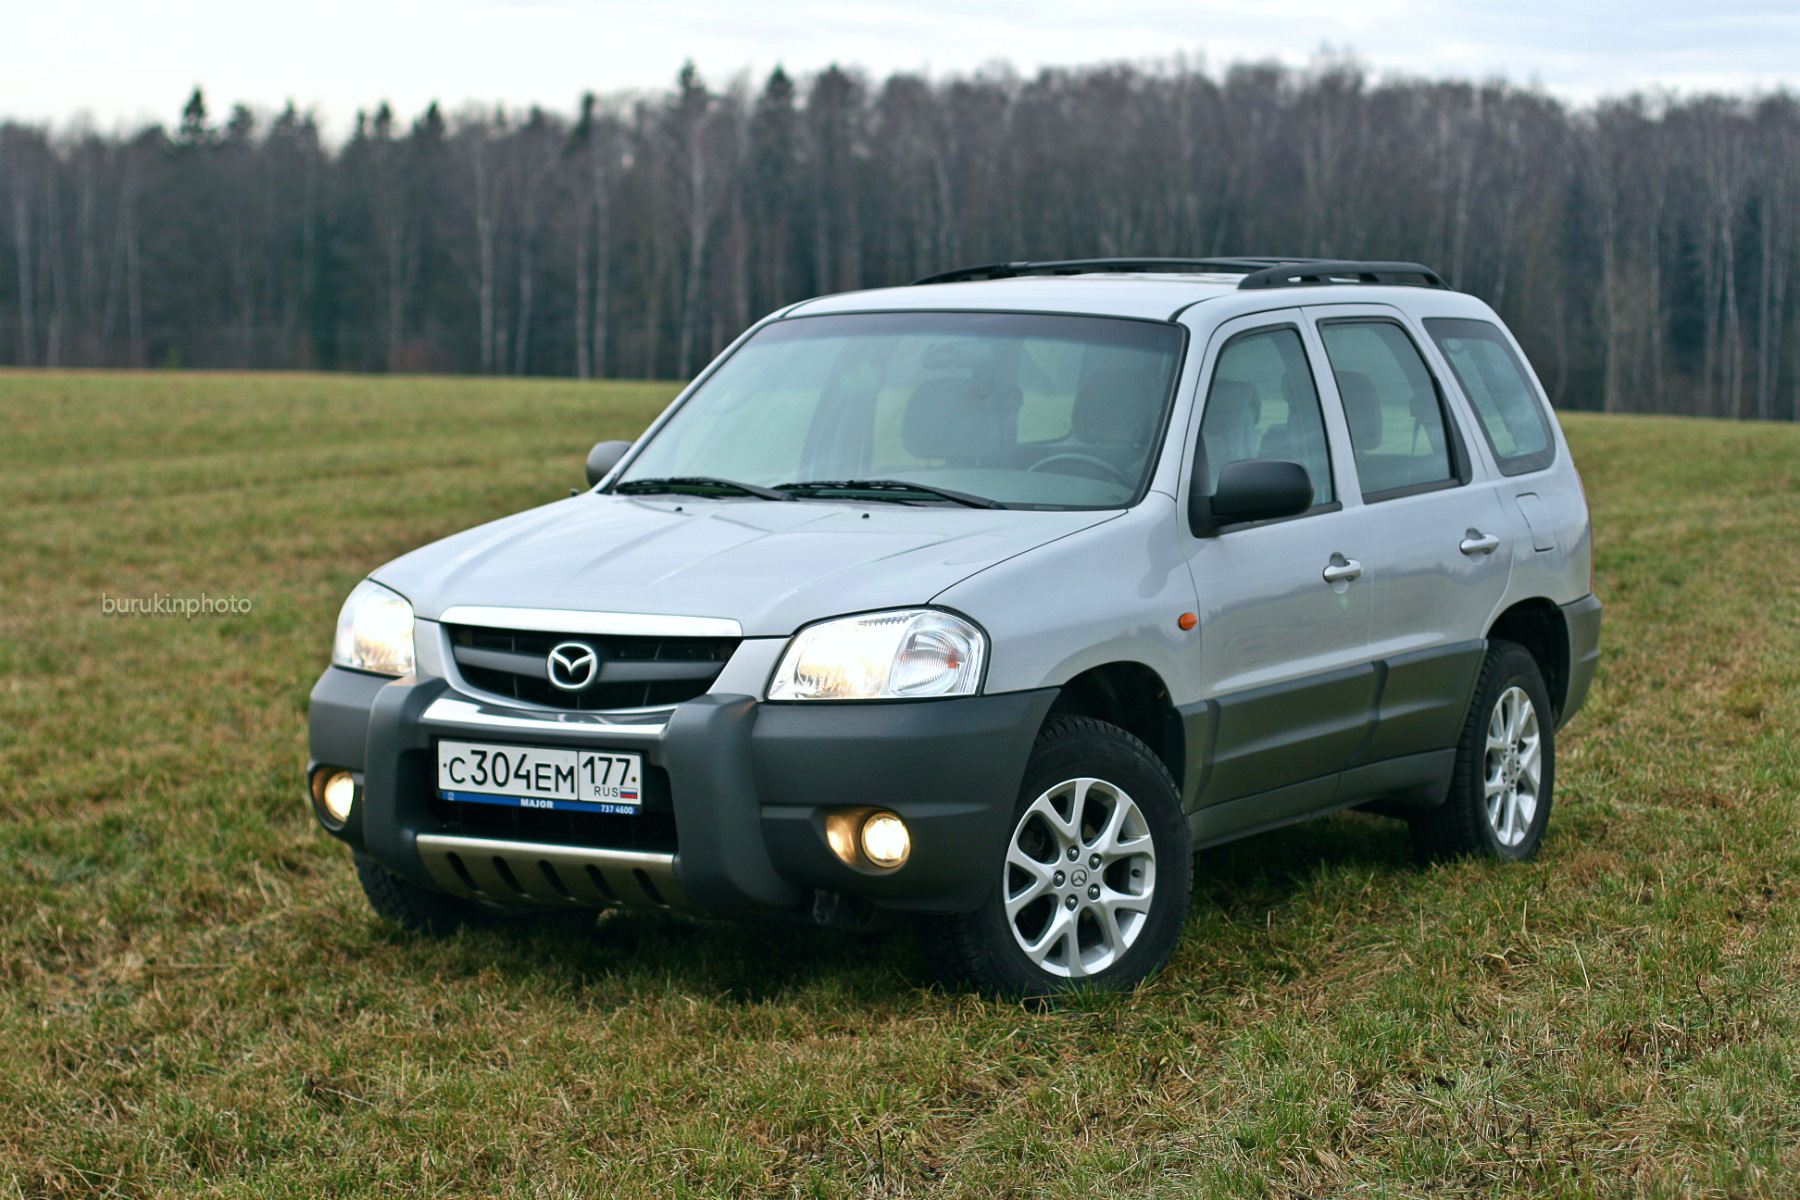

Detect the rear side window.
[
  {"left": 1317, "top": 320, "right": 1455, "bottom": 499},
  {"left": 1199, "top": 326, "right": 1335, "bottom": 505},
  {"left": 1424, "top": 318, "right": 1555, "bottom": 475}
]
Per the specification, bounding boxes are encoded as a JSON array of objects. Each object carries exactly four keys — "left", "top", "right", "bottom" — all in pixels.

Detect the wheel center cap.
[{"left": 1070, "top": 868, "right": 1088, "bottom": 888}]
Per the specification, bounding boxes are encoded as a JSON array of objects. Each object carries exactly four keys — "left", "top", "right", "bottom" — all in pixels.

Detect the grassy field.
[{"left": 1, "top": 370, "right": 1797, "bottom": 1199}]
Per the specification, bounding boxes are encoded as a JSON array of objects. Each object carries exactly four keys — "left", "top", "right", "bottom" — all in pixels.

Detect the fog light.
[
  {"left": 826, "top": 813, "right": 859, "bottom": 865},
  {"left": 859, "top": 812, "right": 910, "bottom": 869},
  {"left": 315, "top": 769, "right": 356, "bottom": 825}
]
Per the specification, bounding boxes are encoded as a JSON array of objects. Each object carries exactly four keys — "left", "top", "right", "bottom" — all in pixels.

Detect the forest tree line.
[{"left": 3, "top": 58, "right": 1799, "bottom": 417}]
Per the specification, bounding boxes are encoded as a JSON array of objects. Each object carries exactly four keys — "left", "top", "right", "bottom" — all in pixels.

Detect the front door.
[{"left": 1180, "top": 313, "right": 1377, "bottom": 832}]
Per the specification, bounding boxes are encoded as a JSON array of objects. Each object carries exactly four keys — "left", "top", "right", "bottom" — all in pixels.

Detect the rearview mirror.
[
  {"left": 585, "top": 440, "right": 633, "bottom": 488},
  {"left": 1189, "top": 459, "right": 1313, "bottom": 536}
]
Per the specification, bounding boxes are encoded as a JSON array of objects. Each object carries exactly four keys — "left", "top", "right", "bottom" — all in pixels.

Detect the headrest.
[
  {"left": 920, "top": 341, "right": 992, "bottom": 371},
  {"left": 1279, "top": 370, "right": 1312, "bottom": 410},
  {"left": 902, "top": 376, "right": 1017, "bottom": 462},
  {"left": 1072, "top": 368, "right": 1158, "bottom": 446},
  {"left": 1334, "top": 370, "right": 1381, "bottom": 448}
]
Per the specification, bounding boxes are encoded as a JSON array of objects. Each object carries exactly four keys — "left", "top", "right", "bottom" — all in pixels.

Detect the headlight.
[
  {"left": 769, "top": 609, "right": 986, "bottom": 701},
  {"left": 331, "top": 579, "right": 416, "bottom": 676}
]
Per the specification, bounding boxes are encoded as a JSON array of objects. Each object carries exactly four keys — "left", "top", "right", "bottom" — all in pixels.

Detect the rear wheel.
[
  {"left": 1410, "top": 639, "right": 1555, "bottom": 863},
  {"left": 934, "top": 717, "right": 1192, "bottom": 997}
]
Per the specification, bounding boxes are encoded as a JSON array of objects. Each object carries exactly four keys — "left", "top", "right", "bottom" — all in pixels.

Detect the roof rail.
[
  {"left": 910, "top": 256, "right": 1447, "bottom": 291},
  {"left": 910, "top": 258, "right": 1323, "bottom": 286},
  {"left": 1236, "top": 260, "right": 1446, "bottom": 290}
]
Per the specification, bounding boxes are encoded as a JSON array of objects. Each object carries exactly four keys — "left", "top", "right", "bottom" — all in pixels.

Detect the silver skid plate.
[{"left": 415, "top": 833, "right": 687, "bottom": 910}]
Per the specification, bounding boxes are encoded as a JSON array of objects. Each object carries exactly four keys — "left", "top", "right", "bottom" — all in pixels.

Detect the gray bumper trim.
[
  {"left": 415, "top": 832, "right": 688, "bottom": 909},
  {"left": 420, "top": 695, "right": 667, "bottom": 741},
  {"left": 1557, "top": 593, "right": 1602, "bottom": 728}
]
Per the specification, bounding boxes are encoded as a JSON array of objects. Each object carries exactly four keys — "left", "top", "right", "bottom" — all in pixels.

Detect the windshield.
[{"left": 617, "top": 311, "right": 1186, "bottom": 509}]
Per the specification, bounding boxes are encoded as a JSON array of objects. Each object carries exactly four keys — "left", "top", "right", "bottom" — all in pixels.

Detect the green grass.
[{"left": 2, "top": 370, "right": 1798, "bottom": 1198}]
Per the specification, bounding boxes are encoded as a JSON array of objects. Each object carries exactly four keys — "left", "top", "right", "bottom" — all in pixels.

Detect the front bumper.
[{"left": 308, "top": 667, "right": 1055, "bottom": 918}]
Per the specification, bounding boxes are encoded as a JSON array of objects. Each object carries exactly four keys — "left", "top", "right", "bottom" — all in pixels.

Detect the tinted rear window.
[
  {"left": 1424, "top": 318, "right": 1555, "bottom": 476},
  {"left": 1318, "top": 320, "right": 1456, "bottom": 498}
]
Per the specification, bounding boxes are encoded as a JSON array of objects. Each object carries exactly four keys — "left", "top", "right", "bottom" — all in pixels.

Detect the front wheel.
[
  {"left": 933, "top": 717, "right": 1193, "bottom": 997},
  {"left": 1409, "top": 639, "right": 1555, "bottom": 863}
]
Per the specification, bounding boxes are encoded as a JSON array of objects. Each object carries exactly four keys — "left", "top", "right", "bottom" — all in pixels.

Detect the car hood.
[{"left": 374, "top": 493, "right": 1119, "bottom": 637}]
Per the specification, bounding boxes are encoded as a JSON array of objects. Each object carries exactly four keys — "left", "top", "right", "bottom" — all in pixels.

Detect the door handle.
[
  {"left": 1459, "top": 530, "right": 1501, "bottom": 556},
  {"left": 1321, "top": 556, "right": 1363, "bottom": 585}
]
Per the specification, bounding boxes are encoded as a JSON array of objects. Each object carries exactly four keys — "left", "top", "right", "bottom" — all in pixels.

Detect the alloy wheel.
[
  {"left": 1002, "top": 777, "right": 1157, "bottom": 978},
  {"left": 1484, "top": 685, "right": 1542, "bottom": 848}
]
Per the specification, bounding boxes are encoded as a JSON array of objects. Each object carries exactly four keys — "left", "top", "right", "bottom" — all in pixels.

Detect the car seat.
[
  {"left": 1069, "top": 368, "right": 1159, "bottom": 473},
  {"left": 901, "top": 372, "right": 1021, "bottom": 467},
  {"left": 1202, "top": 379, "right": 1261, "bottom": 481}
]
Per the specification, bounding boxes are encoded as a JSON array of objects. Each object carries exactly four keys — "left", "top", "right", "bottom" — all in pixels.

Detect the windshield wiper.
[
  {"left": 615, "top": 476, "right": 795, "bottom": 501},
  {"left": 777, "top": 479, "right": 1007, "bottom": 510}
]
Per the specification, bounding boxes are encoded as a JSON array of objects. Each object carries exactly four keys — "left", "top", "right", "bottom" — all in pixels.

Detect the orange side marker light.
[{"left": 1178, "top": 612, "right": 1198, "bottom": 631}]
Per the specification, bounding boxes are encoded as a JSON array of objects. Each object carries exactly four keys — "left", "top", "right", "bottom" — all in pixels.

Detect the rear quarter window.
[{"left": 1424, "top": 318, "right": 1556, "bottom": 476}]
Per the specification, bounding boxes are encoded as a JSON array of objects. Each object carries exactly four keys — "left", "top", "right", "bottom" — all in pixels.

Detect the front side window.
[
  {"left": 617, "top": 311, "right": 1185, "bottom": 509},
  {"left": 1197, "top": 326, "right": 1335, "bottom": 505},
  {"left": 1424, "top": 318, "right": 1555, "bottom": 475},
  {"left": 1318, "top": 320, "right": 1455, "bottom": 498}
]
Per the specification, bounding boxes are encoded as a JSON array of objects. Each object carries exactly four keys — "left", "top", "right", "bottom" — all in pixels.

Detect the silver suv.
[{"left": 308, "top": 257, "right": 1600, "bottom": 995}]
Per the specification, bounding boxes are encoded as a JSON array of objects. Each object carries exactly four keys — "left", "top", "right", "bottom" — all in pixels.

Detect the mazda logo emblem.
[{"left": 547, "top": 641, "right": 599, "bottom": 691}]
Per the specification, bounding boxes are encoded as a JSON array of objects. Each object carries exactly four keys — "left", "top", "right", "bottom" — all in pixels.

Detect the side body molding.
[{"left": 1178, "top": 639, "right": 1487, "bottom": 844}]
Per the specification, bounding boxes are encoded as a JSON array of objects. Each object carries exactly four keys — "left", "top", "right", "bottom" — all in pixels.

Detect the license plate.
[{"left": 436, "top": 740, "right": 643, "bottom": 815}]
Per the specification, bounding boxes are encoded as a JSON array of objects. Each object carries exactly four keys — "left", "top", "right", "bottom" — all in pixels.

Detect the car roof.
[
  {"left": 781, "top": 273, "right": 1245, "bottom": 323},
  {"left": 779, "top": 272, "right": 1493, "bottom": 327}
]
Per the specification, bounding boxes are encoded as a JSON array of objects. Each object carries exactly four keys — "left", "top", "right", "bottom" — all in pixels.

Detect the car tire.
[
  {"left": 1409, "top": 639, "right": 1555, "bottom": 863},
  {"left": 933, "top": 716, "right": 1193, "bottom": 998},
  {"left": 355, "top": 854, "right": 530, "bottom": 935}
]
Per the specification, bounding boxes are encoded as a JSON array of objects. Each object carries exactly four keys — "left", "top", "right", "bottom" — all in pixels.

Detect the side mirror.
[
  {"left": 1189, "top": 459, "right": 1313, "bottom": 536},
  {"left": 585, "top": 440, "right": 632, "bottom": 488}
]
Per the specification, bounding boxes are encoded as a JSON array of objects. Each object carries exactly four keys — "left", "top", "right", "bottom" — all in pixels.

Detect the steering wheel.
[{"left": 1027, "top": 452, "right": 1133, "bottom": 487}]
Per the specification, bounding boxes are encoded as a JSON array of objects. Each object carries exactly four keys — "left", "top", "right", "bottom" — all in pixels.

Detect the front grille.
[
  {"left": 428, "top": 761, "right": 679, "bottom": 853},
  {"left": 446, "top": 623, "right": 738, "bottom": 711}
]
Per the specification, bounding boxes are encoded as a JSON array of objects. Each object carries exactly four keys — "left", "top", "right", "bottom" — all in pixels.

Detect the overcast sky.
[{"left": 9, "top": 0, "right": 1800, "bottom": 137}]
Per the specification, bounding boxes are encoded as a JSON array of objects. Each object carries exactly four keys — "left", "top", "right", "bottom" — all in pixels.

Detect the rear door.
[
  {"left": 1306, "top": 304, "right": 1513, "bottom": 771},
  {"left": 1180, "top": 312, "right": 1376, "bottom": 832}
]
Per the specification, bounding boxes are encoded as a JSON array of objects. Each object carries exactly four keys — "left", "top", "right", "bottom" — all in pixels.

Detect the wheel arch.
[
  {"left": 1041, "top": 660, "right": 1184, "bottom": 786},
  {"left": 1485, "top": 598, "right": 1571, "bottom": 722}
]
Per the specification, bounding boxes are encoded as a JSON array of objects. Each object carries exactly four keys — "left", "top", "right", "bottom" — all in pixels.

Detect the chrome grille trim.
[
  {"left": 416, "top": 833, "right": 687, "bottom": 909},
  {"left": 436, "top": 605, "right": 741, "bottom": 639}
]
